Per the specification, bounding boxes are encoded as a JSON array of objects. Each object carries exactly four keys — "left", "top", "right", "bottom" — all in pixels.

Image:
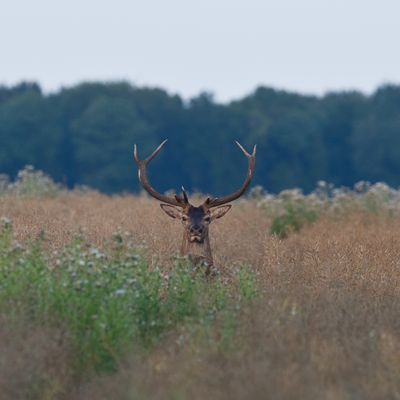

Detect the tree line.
[{"left": 1, "top": 81, "right": 399, "bottom": 195}]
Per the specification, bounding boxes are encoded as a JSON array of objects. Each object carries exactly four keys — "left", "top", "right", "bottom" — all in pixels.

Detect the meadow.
[{"left": 0, "top": 168, "right": 400, "bottom": 399}]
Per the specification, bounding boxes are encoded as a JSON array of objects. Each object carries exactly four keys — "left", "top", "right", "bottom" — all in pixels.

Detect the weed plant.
[
  {"left": 0, "top": 219, "right": 257, "bottom": 377},
  {"left": 0, "top": 165, "right": 61, "bottom": 197}
]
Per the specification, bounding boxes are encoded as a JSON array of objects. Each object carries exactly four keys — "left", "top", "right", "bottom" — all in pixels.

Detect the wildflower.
[
  {"left": 89, "top": 247, "right": 104, "bottom": 258},
  {"left": 114, "top": 289, "right": 126, "bottom": 297},
  {"left": 354, "top": 181, "right": 370, "bottom": 193},
  {"left": 278, "top": 188, "right": 303, "bottom": 201},
  {"left": 249, "top": 185, "right": 266, "bottom": 199},
  {"left": 1, "top": 217, "right": 11, "bottom": 227}
]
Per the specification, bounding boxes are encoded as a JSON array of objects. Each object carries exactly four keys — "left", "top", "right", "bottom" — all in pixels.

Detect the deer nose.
[{"left": 190, "top": 225, "right": 203, "bottom": 234}]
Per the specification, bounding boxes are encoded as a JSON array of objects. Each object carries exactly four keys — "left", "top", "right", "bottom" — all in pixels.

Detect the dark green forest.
[{"left": 1, "top": 81, "right": 400, "bottom": 195}]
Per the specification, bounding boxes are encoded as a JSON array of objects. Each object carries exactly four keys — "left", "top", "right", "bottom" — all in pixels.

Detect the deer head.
[{"left": 133, "top": 140, "right": 256, "bottom": 273}]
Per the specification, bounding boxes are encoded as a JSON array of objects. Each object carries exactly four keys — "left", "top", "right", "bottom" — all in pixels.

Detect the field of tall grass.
[{"left": 0, "top": 168, "right": 400, "bottom": 399}]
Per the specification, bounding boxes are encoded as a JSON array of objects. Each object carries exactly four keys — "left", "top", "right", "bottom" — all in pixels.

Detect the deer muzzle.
[{"left": 189, "top": 225, "right": 205, "bottom": 243}]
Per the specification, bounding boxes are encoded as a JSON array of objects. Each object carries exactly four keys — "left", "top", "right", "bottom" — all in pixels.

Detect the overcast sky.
[{"left": 1, "top": 0, "right": 399, "bottom": 102}]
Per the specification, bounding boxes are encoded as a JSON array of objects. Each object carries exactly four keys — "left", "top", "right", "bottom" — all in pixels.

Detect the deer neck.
[{"left": 180, "top": 230, "right": 213, "bottom": 266}]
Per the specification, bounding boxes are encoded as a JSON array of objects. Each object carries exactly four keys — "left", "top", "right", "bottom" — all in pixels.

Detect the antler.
[
  {"left": 134, "top": 140, "right": 188, "bottom": 207},
  {"left": 203, "top": 141, "right": 256, "bottom": 208}
]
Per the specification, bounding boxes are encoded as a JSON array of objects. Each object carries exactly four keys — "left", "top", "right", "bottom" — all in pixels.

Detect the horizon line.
[{"left": 1, "top": 78, "right": 399, "bottom": 104}]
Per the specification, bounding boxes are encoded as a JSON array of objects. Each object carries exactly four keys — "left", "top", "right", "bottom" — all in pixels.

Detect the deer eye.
[
  {"left": 204, "top": 216, "right": 211, "bottom": 223},
  {"left": 182, "top": 215, "right": 188, "bottom": 222}
]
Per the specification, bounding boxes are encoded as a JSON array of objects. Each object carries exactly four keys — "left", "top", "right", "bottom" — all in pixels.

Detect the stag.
[{"left": 133, "top": 140, "right": 256, "bottom": 275}]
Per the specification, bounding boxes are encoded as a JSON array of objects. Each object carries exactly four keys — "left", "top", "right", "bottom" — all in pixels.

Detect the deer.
[{"left": 133, "top": 140, "right": 256, "bottom": 275}]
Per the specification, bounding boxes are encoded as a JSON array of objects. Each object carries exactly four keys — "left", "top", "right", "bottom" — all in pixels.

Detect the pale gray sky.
[{"left": 1, "top": 0, "right": 399, "bottom": 101}]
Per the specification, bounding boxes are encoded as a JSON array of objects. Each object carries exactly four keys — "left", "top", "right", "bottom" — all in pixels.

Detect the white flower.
[
  {"left": 89, "top": 248, "right": 104, "bottom": 258},
  {"left": 1, "top": 217, "right": 11, "bottom": 226},
  {"left": 114, "top": 289, "right": 126, "bottom": 297}
]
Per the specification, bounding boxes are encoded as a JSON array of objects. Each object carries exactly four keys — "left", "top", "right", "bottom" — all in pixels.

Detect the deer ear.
[
  {"left": 160, "top": 204, "right": 182, "bottom": 219},
  {"left": 210, "top": 205, "right": 232, "bottom": 220}
]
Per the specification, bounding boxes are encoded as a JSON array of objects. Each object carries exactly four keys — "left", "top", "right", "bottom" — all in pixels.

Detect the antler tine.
[
  {"left": 181, "top": 186, "right": 189, "bottom": 203},
  {"left": 174, "top": 186, "right": 189, "bottom": 205},
  {"left": 134, "top": 139, "right": 168, "bottom": 165},
  {"left": 204, "top": 141, "right": 256, "bottom": 208},
  {"left": 134, "top": 140, "right": 186, "bottom": 207},
  {"left": 235, "top": 141, "right": 257, "bottom": 158}
]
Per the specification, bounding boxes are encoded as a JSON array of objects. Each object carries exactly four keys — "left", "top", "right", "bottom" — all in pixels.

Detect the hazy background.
[
  {"left": 2, "top": 0, "right": 399, "bottom": 101},
  {"left": 1, "top": 0, "right": 400, "bottom": 195}
]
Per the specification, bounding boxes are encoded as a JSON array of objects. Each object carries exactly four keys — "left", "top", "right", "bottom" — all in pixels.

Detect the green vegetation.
[
  {"left": 0, "top": 165, "right": 62, "bottom": 198},
  {"left": 1, "top": 82, "right": 400, "bottom": 194},
  {"left": 270, "top": 203, "right": 318, "bottom": 239},
  {"left": 0, "top": 218, "right": 257, "bottom": 376}
]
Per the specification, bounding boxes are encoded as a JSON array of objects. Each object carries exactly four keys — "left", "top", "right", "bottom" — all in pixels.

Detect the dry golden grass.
[
  {"left": 0, "top": 193, "right": 268, "bottom": 274},
  {"left": 1, "top": 193, "right": 400, "bottom": 399},
  {"left": 0, "top": 315, "right": 72, "bottom": 400}
]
